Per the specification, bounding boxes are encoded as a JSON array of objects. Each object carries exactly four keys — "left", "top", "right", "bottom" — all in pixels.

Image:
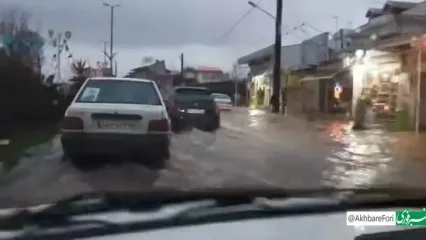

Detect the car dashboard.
[{"left": 1, "top": 210, "right": 422, "bottom": 240}]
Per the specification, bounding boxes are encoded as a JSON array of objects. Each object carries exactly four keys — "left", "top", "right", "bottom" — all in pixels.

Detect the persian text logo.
[{"left": 396, "top": 209, "right": 426, "bottom": 228}]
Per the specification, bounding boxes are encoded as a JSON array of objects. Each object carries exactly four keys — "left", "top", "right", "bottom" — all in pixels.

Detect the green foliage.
[{"left": 0, "top": 49, "right": 66, "bottom": 125}]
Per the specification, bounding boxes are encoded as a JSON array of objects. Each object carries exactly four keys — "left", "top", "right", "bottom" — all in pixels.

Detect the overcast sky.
[{"left": 0, "top": 0, "right": 423, "bottom": 78}]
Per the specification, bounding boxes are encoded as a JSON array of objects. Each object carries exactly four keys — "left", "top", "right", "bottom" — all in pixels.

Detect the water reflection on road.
[
  {"left": 322, "top": 123, "right": 395, "bottom": 188},
  {"left": 224, "top": 108, "right": 426, "bottom": 189},
  {"left": 320, "top": 121, "right": 426, "bottom": 189}
]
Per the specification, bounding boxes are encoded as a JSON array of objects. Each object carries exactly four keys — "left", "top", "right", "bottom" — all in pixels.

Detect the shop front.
[
  {"left": 347, "top": 49, "right": 408, "bottom": 124},
  {"left": 299, "top": 59, "right": 353, "bottom": 115}
]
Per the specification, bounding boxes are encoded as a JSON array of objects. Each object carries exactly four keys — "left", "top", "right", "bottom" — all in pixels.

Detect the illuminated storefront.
[
  {"left": 250, "top": 72, "right": 271, "bottom": 108},
  {"left": 346, "top": 49, "right": 405, "bottom": 121}
]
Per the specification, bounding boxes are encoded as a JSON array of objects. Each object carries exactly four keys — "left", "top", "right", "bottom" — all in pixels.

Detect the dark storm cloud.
[{"left": 0, "top": 0, "right": 412, "bottom": 48}]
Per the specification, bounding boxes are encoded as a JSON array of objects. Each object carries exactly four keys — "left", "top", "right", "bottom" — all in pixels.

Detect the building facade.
[
  {"left": 125, "top": 60, "right": 174, "bottom": 99},
  {"left": 195, "top": 66, "right": 229, "bottom": 83},
  {"left": 333, "top": 0, "right": 426, "bottom": 131}
]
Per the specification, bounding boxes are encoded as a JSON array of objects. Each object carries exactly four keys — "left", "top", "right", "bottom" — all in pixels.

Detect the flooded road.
[{"left": 0, "top": 108, "right": 425, "bottom": 207}]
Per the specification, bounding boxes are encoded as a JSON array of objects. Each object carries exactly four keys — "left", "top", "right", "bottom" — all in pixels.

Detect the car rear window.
[
  {"left": 76, "top": 79, "right": 161, "bottom": 105},
  {"left": 212, "top": 94, "right": 230, "bottom": 100},
  {"left": 174, "top": 88, "right": 213, "bottom": 101}
]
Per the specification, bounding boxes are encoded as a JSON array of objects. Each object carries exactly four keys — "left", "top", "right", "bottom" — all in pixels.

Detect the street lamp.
[
  {"left": 248, "top": 0, "right": 283, "bottom": 114},
  {"left": 103, "top": 3, "right": 120, "bottom": 76},
  {"left": 48, "top": 29, "right": 72, "bottom": 82},
  {"left": 248, "top": 1, "right": 276, "bottom": 19}
]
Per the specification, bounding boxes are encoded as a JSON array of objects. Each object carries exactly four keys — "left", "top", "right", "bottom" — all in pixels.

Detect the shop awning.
[
  {"left": 301, "top": 74, "right": 335, "bottom": 82},
  {"left": 301, "top": 67, "right": 350, "bottom": 82}
]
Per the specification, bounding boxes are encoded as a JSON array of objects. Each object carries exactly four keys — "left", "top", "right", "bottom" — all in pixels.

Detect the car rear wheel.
[
  {"left": 206, "top": 118, "right": 220, "bottom": 131},
  {"left": 134, "top": 147, "right": 169, "bottom": 170},
  {"left": 64, "top": 150, "right": 104, "bottom": 170},
  {"left": 65, "top": 153, "right": 92, "bottom": 169}
]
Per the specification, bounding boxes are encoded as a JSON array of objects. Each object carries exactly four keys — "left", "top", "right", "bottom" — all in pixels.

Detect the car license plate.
[
  {"left": 97, "top": 120, "right": 136, "bottom": 129},
  {"left": 187, "top": 109, "right": 205, "bottom": 114}
]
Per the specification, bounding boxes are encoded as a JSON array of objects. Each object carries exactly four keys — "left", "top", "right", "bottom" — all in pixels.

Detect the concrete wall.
[
  {"left": 301, "top": 81, "right": 320, "bottom": 113},
  {"left": 286, "top": 88, "right": 304, "bottom": 114},
  {"left": 281, "top": 44, "right": 302, "bottom": 70}
]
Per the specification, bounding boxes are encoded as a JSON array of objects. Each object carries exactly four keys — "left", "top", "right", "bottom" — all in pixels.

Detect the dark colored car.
[{"left": 166, "top": 87, "right": 220, "bottom": 132}]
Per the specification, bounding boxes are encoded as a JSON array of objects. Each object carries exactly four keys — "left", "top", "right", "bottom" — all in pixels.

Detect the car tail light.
[
  {"left": 61, "top": 116, "right": 84, "bottom": 130},
  {"left": 214, "top": 103, "right": 220, "bottom": 115},
  {"left": 170, "top": 101, "right": 179, "bottom": 112},
  {"left": 148, "top": 119, "right": 169, "bottom": 132}
]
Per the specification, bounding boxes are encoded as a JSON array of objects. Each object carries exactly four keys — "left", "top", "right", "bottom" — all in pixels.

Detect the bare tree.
[
  {"left": 0, "top": 7, "right": 44, "bottom": 71},
  {"left": 0, "top": 7, "right": 30, "bottom": 34}
]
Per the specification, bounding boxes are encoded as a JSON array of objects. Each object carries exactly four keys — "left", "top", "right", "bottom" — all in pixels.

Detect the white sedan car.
[
  {"left": 211, "top": 93, "right": 233, "bottom": 111},
  {"left": 60, "top": 77, "right": 171, "bottom": 167}
]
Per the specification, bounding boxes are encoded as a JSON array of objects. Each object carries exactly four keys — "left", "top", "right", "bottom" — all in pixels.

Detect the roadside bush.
[{"left": 0, "top": 55, "right": 64, "bottom": 135}]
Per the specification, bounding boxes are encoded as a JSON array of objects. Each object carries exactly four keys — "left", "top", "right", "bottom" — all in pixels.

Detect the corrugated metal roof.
[
  {"left": 366, "top": 8, "right": 384, "bottom": 18},
  {"left": 237, "top": 44, "right": 274, "bottom": 65},
  {"left": 383, "top": 1, "right": 417, "bottom": 11},
  {"left": 197, "top": 66, "right": 223, "bottom": 72}
]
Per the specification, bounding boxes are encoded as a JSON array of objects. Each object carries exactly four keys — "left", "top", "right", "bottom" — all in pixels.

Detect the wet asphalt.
[{"left": 0, "top": 108, "right": 426, "bottom": 208}]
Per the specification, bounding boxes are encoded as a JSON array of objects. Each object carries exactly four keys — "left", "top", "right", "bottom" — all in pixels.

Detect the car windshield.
[
  {"left": 4, "top": 0, "right": 426, "bottom": 237},
  {"left": 76, "top": 79, "right": 161, "bottom": 105}
]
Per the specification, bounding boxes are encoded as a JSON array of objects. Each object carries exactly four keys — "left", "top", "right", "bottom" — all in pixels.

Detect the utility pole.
[
  {"left": 103, "top": 3, "right": 120, "bottom": 76},
  {"left": 180, "top": 53, "right": 184, "bottom": 81},
  {"left": 333, "top": 16, "right": 339, "bottom": 49},
  {"left": 234, "top": 64, "right": 239, "bottom": 106},
  {"left": 271, "top": 0, "right": 283, "bottom": 113},
  {"left": 248, "top": 1, "right": 284, "bottom": 113},
  {"left": 56, "top": 36, "right": 61, "bottom": 81}
]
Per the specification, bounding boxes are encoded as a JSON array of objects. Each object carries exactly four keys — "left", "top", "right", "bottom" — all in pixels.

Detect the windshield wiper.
[
  {"left": 2, "top": 186, "right": 424, "bottom": 224},
  {"left": 0, "top": 188, "right": 262, "bottom": 230}
]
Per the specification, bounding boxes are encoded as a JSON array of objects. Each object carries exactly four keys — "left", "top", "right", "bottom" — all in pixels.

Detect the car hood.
[{"left": 0, "top": 197, "right": 413, "bottom": 240}]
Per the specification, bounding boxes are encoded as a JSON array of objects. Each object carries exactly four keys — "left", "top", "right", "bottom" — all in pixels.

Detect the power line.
[
  {"left": 297, "top": 25, "right": 327, "bottom": 48},
  {"left": 301, "top": 22, "right": 324, "bottom": 33},
  {"left": 216, "top": 0, "right": 264, "bottom": 42},
  {"left": 297, "top": 26, "right": 312, "bottom": 39}
]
